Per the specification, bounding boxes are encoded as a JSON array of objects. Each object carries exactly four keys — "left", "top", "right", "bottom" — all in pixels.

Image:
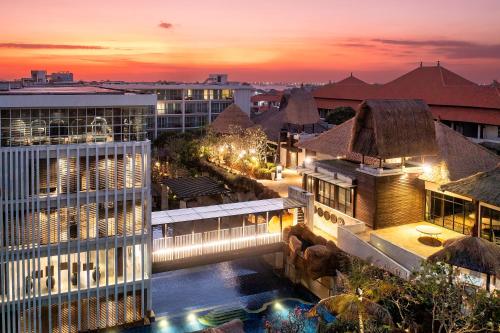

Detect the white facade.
[
  {"left": 0, "top": 88, "right": 154, "bottom": 332},
  {"left": 102, "top": 78, "right": 254, "bottom": 136}
]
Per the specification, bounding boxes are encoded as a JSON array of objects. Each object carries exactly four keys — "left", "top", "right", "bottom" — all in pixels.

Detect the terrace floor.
[
  {"left": 256, "top": 169, "right": 302, "bottom": 197},
  {"left": 370, "top": 221, "right": 464, "bottom": 259}
]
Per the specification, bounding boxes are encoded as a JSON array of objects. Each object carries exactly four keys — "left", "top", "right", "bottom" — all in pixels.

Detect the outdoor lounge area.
[
  {"left": 369, "top": 222, "right": 464, "bottom": 265},
  {"left": 362, "top": 221, "right": 499, "bottom": 290}
]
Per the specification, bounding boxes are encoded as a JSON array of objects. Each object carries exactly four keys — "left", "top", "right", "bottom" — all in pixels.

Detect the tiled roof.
[
  {"left": 335, "top": 74, "right": 369, "bottom": 86},
  {"left": 313, "top": 65, "right": 500, "bottom": 124},
  {"left": 251, "top": 91, "right": 283, "bottom": 103}
]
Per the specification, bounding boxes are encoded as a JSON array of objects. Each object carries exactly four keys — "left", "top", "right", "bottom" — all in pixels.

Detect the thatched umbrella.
[
  {"left": 308, "top": 293, "right": 392, "bottom": 332},
  {"left": 428, "top": 235, "right": 500, "bottom": 291}
]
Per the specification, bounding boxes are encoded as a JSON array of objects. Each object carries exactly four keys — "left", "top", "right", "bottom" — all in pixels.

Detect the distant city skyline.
[{"left": 1, "top": 0, "right": 500, "bottom": 83}]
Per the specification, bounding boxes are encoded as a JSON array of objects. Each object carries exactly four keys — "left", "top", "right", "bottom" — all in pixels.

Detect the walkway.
[
  {"left": 256, "top": 169, "right": 302, "bottom": 197},
  {"left": 151, "top": 197, "right": 305, "bottom": 271}
]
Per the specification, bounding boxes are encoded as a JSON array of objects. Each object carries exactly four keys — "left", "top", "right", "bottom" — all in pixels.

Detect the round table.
[
  {"left": 416, "top": 225, "right": 443, "bottom": 246},
  {"left": 416, "top": 225, "right": 442, "bottom": 237}
]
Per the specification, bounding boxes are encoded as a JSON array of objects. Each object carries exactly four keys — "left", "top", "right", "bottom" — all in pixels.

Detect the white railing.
[{"left": 152, "top": 223, "right": 282, "bottom": 263}]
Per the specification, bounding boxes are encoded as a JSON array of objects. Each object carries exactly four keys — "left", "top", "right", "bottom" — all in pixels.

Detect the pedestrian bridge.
[{"left": 151, "top": 197, "right": 306, "bottom": 272}]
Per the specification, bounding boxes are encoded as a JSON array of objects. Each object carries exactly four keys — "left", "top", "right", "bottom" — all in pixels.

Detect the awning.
[{"left": 152, "top": 197, "right": 305, "bottom": 225}]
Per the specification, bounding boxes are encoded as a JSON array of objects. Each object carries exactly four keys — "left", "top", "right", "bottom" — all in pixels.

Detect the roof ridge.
[{"left": 438, "top": 65, "right": 446, "bottom": 87}]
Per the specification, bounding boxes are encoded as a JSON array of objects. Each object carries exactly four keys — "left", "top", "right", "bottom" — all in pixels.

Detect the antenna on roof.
[
  {"left": 350, "top": 72, "right": 353, "bottom": 77},
  {"left": 420, "top": 61, "right": 423, "bottom": 68},
  {"left": 437, "top": 60, "right": 440, "bottom": 67}
]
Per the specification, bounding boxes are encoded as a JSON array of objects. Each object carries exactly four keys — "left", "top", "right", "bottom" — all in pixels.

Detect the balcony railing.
[{"left": 152, "top": 223, "right": 281, "bottom": 263}]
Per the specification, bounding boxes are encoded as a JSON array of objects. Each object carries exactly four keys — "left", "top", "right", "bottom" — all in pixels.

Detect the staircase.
[
  {"left": 198, "top": 306, "right": 248, "bottom": 327},
  {"left": 297, "top": 208, "right": 305, "bottom": 224}
]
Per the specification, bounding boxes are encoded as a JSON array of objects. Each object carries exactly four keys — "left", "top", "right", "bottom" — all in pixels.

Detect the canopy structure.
[
  {"left": 152, "top": 197, "right": 304, "bottom": 225},
  {"left": 163, "top": 176, "right": 229, "bottom": 200}
]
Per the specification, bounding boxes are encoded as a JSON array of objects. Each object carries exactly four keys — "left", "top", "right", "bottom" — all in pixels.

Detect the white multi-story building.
[
  {"left": 103, "top": 75, "right": 254, "bottom": 136},
  {"left": 0, "top": 86, "right": 155, "bottom": 332}
]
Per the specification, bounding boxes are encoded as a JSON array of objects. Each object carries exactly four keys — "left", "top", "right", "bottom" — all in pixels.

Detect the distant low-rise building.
[
  {"left": 103, "top": 75, "right": 253, "bottom": 136},
  {"left": 250, "top": 90, "right": 283, "bottom": 115},
  {"left": 49, "top": 71, "right": 74, "bottom": 83}
]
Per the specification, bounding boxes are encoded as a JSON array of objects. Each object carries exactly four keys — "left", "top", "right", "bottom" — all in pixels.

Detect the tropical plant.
[
  {"left": 325, "top": 107, "right": 356, "bottom": 125},
  {"left": 264, "top": 306, "right": 307, "bottom": 333}
]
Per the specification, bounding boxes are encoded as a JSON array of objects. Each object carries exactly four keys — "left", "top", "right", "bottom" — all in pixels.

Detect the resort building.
[
  {"left": 250, "top": 90, "right": 283, "bottom": 115},
  {"left": 253, "top": 88, "right": 328, "bottom": 168},
  {"left": 298, "top": 99, "right": 499, "bottom": 282},
  {"left": 102, "top": 75, "right": 254, "bottom": 136},
  {"left": 314, "top": 64, "right": 500, "bottom": 145},
  {"left": 0, "top": 86, "right": 155, "bottom": 332}
]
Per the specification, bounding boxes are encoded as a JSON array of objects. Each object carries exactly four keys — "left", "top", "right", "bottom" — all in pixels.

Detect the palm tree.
[{"left": 308, "top": 291, "right": 392, "bottom": 333}]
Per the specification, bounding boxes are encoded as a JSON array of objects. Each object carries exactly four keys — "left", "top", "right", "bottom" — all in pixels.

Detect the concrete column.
[
  {"left": 160, "top": 184, "right": 168, "bottom": 210},
  {"left": 181, "top": 89, "right": 186, "bottom": 133},
  {"left": 208, "top": 99, "right": 212, "bottom": 124},
  {"left": 303, "top": 192, "right": 314, "bottom": 229}
]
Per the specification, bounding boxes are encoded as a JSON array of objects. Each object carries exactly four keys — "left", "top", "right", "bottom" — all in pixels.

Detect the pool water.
[{"left": 123, "top": 257, "right": 320, "bottom": 332}]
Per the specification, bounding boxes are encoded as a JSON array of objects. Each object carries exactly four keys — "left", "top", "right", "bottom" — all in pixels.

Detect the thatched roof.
[
  {"left": 299, "top": 99, "right": 499, "bottom": 181},
  {"left": 251, "top": 108, "right": 285, "bottom": 141},
  {"left": 427, "top": 122, "right": 500, "bottom": 182},
  {"left": 210, "top": 104, "right": 254, "bottom": 134},
  {"left": 164, "top": 176, "right": 229, "bottom": 200},
  {"left": 350, "top": 99, "right": 438, "bottom": 159},
  {"left": 428, "top": 236, "right": 500, "bottom": 275},
  {"left": 440, "top": 166, "right": 500, "bottom": 207},
  {"left": 280, "top": 88, "right": 321, "bottom": 125},
  {"left": 252, "top": 107, "right": 328, "bottom": 142},
  {"left": 299, "top": 118, "right": 354, "bottom": 157}
]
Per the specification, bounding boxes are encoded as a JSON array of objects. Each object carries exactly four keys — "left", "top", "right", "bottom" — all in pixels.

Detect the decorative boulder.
[
  {"left": 289, "top": 235, "right": 303, "bottom": 261},
  {"left": 304, "top": 245, "right": 338, "bottom": 280}
]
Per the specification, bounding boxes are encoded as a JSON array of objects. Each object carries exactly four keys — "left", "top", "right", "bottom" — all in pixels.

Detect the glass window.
[
  {"left": 480, "top": 206, "right": 500, "bottom": 245},
  {"left": 426, "top": 190, "right": 475, "bottom": 235},
  {"left": 157, "top": 101, "right": 165, "bottom": 115}
]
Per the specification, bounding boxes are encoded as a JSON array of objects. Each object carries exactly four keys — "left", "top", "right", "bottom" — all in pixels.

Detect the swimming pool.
[
  {"left": 123, "top": 257, "right": 321, "bottom": 332},
  {"left": 127, "top": 298, "right": 319, "bottom": 333}
]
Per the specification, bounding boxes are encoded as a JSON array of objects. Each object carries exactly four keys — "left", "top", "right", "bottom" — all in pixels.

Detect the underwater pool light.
[
  {"left": 274, "top": 302, "right": 283, "bottom": 310},
  {"left": 157, "top": 318, "right": 169, "bottom": 328},
  {"left": 187, "top": 312, "right": 197, "bottom": 322}
]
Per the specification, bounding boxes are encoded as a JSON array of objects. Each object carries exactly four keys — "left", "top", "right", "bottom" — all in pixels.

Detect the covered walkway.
[{"left": 151, "top": 197, "right": 305, "bottom": 271}]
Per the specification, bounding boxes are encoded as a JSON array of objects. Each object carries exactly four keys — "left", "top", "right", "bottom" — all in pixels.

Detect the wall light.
[{"left": 422, "top": 163, "right": 432, "bottom": 174}]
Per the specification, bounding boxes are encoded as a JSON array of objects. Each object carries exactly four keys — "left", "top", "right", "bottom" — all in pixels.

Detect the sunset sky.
[{"left": 1, "top": 0, "right": 500, "bottom": 83}]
